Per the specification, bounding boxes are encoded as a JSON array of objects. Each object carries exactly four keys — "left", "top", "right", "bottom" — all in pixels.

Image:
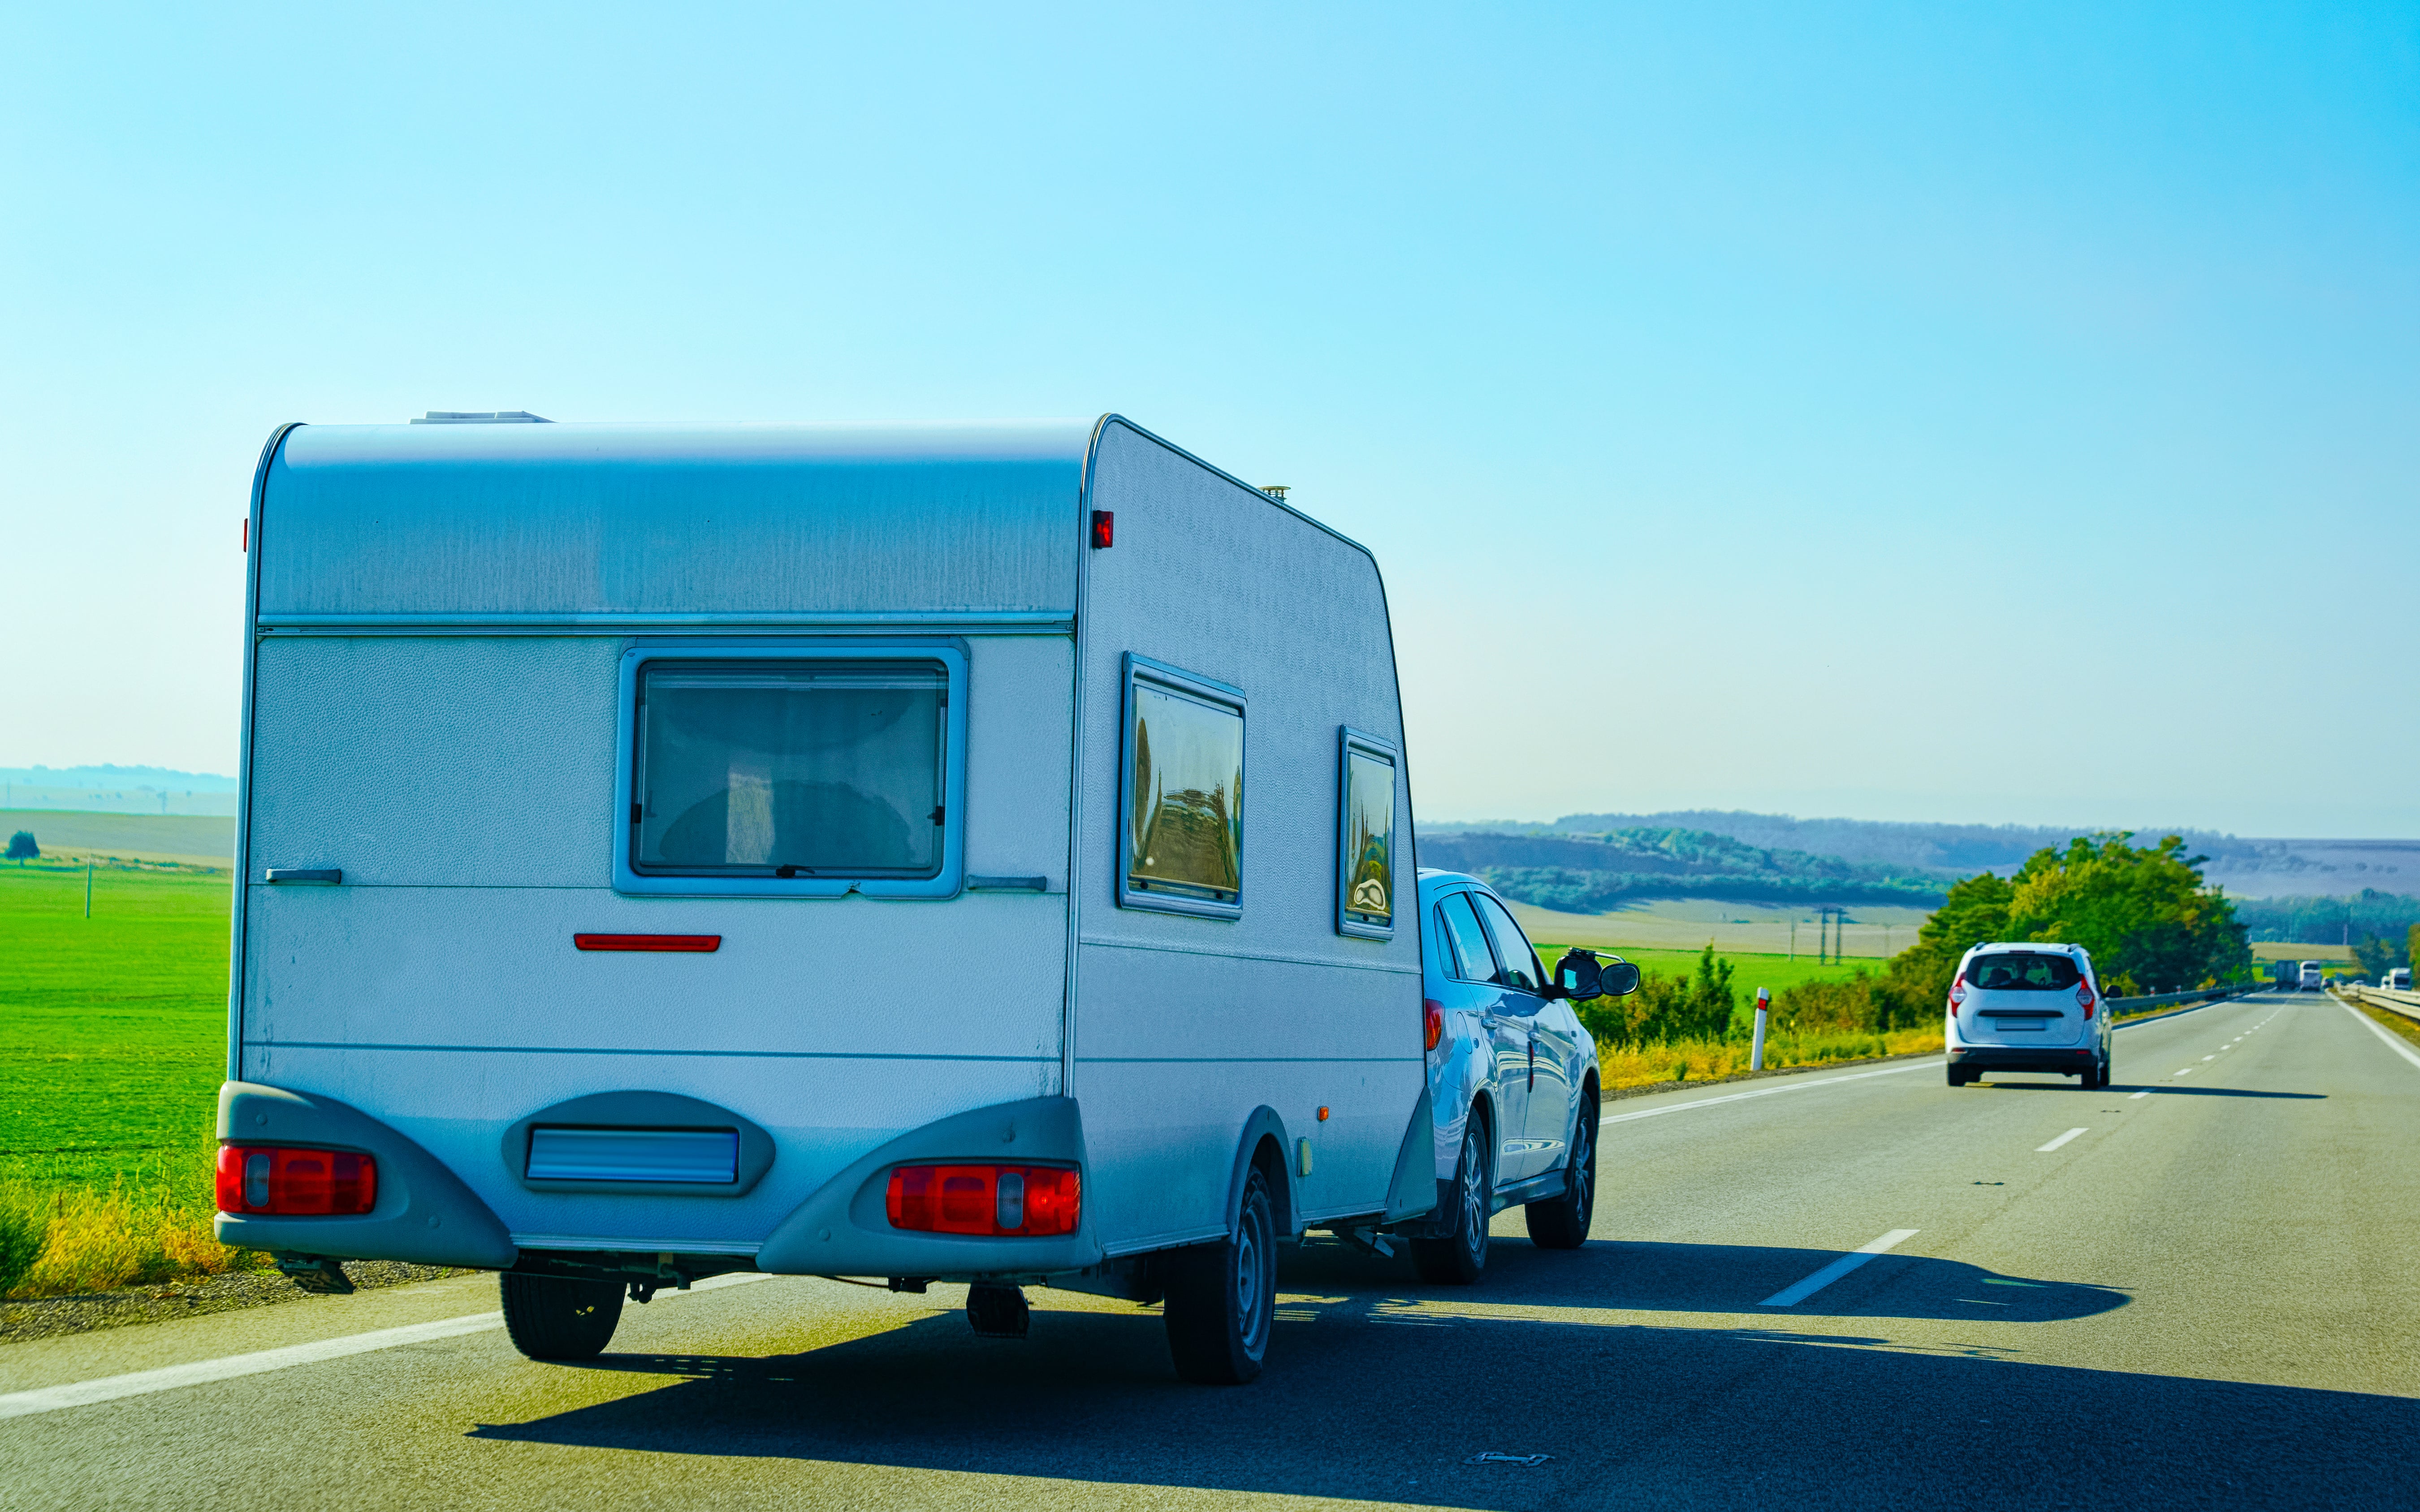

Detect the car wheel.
[
  {"left": 1524, "top": 1093, "right": 1596, "bottom": 1250},
  {"left": 1164, "top": 1163, "right": 1277, "bottom": 1384},
  {"left": 1409, "top": 1115, "right": 1491, "bottom": 1284},
  {"left": 499, "top": 1274, "right": 624, "bottom": 1361},
  {"left": 1947, "top": 1067, "right": 1971, "bottom": 1087}
]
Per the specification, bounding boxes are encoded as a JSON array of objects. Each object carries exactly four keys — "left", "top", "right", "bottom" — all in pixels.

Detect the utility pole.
[{"left": 85, "top": 860, "right": 93, "bottom": 918}]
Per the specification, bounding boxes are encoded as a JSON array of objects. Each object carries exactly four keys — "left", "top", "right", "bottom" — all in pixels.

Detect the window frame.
[
  {"left": 1116, "top": 653, "right": 1246, "bottom": 921},
  {"left": 611, "top": 638, "right": 969, "bottom": 899},
  {"left": 1335, "top": 726, "right": 1400, "bottom": 940},
  {"left": 1435, "top": 892, "right": 1501, "bottom": 983},
  {"left": 1470, "top": 891, "right": 1545, "bottom": 994}
]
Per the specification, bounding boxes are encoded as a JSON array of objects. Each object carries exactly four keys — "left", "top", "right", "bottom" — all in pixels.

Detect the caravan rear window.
[
  {"left": 615, "top": 643, "right": 967, "bottom": 898},
  {"left": 1120, "top": 655, "right": 1245, "bottom": 919}
]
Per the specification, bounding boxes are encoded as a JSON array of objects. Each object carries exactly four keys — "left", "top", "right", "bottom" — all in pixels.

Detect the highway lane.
[{"left": 3, "top": 989, "right": 2415, "bottom": 1509}]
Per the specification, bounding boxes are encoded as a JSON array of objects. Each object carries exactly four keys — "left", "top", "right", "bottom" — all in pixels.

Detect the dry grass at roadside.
[
  {"left": 0, "top": 1148, "right": 268, "bottom": 1300},
  {"left": 2354, "top": 999, "right": 2420, "bottom": 1052},
  {"left": 1596, "top": 1025, "right": 1943, "bottom": 1091}
]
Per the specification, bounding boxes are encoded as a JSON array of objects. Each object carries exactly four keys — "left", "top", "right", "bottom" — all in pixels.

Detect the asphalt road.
[{"left": 4, "top": 990, "right": 2416, "bottom": 1509}]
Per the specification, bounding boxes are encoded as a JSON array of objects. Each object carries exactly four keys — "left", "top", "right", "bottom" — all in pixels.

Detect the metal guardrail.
[
  {"left": 2342, "top": 985, "right": 2420, "bottom": 1025},
  {"left": 2105, "top": 985, "right": 2252, "bottom": 1016}
]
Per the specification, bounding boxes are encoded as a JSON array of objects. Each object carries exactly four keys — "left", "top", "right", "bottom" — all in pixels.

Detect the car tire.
[
  {"left": 1525, "top": 1093, "right": 1596, "bottom": 1249},
  {"left": 1947, "top": 1067, "right": 1971, "bottom": 1087},
  {"left": 1410, "top": 1116, "right": 1491, "bottom": 1285},
  {"left": 1163, "top": 1164, "right": 1276, "bottom": 1384},
  {"left": 500, "top": 1274, "right": 624, "bottom": 1361}
]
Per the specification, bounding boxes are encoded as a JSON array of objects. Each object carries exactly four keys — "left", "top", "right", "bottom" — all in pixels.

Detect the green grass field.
[
  {"left": 1532, "top": 942, "right": 1888, "bottom": 995},
  {"left": 0, "top": 862, "right": 231, "bottom": 1195}
]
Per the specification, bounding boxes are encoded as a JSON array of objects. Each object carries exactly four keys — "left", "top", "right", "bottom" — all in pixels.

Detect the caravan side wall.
[{"left": 1072, "top": 421, "right": 1426, "bottom": 1252}]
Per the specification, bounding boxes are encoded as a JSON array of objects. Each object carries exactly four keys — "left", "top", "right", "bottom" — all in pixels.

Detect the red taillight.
[
  {"left": 216, "top": 1146, "right": 377, "bottom": 1215},
  {"left": 1090, "top": 509, "right": 1114, "bottom": 548},
  {"left": 885, "top": 1164, "right": 1080, "bottom": 1236},
  {"left": 2077, "top": 981, "right": 2096, "bottom": 1018},
  {"left": 1423, "top": 998, "right": 1444, "bottom": 1052},
  {"left": 1948, "top": 974, "right": 1968, "bottom": 1011}
]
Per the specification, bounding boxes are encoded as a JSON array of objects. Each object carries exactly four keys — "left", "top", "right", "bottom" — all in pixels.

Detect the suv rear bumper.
[{"left": 1949, "top": 1046, "right": 2100, "bottom": 1075}]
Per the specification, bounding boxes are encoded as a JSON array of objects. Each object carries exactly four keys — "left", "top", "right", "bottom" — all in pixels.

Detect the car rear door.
[
  {"left": 1434, "top": 890, "right": 1528, "bottom": 1188},
  {"left": 1964, "top": 951, "right": 2088, "bottom": 1047}
]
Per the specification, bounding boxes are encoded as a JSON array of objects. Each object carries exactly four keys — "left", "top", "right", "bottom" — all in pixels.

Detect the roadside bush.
[{"left": 0, "top": 1186, "right": 47, "bottom": 1293}]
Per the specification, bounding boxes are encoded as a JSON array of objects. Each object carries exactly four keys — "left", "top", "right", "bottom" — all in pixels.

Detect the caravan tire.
[
  {"left": 1409, "top": 1117, "right": 1491, "bottom": 1285},
  {"left": 500, "top": 1275, "right": 624, "bottom": 1361},
  {"left": 1163, "top": 1165, "right": 1277, "bottom": 1385},
  {"left": 1525, "top": 1095, "right": 1596, "bottom": 1250}
]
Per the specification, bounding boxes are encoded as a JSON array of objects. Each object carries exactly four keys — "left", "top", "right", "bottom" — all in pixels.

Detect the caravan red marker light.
[{"left": 574, "top": 934, "right": 722, "bottom": 952}]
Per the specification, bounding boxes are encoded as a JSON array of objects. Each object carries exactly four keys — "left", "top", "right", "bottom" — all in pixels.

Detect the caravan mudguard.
[
  {"left": 212, "top": 1082, "right": 518, "bottom": 1270},
  {"left": 753, "top": 1095, "right": 1102, "bottom": 1277}
]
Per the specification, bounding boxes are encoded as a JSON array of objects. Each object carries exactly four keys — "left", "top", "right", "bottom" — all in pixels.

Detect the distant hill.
[
  {"left": 0, "top": 764, "right": 237, "bottom": 792},
  {"left": 1417, "top": 827, "right": 1952, "bottom": 911},
  {"left": 1420, "top": 810, "right": 2420, "bottom": 900}
]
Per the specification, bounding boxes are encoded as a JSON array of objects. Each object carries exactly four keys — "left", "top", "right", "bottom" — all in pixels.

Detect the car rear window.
[{"left": 1969, "top": 952, "right": 2082, "bottom": 991}]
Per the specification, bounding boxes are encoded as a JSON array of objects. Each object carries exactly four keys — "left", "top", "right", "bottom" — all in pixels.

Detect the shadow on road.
[
  {"left": 459, "top": 1240, "right": 2416, "bottom": 1507},
  {"left": 1978, "top": 1081, "right": 2326, "bottom": 1099}
]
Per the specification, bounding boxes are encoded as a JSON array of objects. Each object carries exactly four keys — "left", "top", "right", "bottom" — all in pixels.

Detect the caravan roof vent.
[{"left": 411, "top": 410, "right": 552, "bottom": 424}]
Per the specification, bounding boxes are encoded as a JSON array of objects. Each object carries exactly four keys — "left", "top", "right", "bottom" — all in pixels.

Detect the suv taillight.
[
  {"left": 2077, "top": 981, "right": 2096, "bottom": 1018},
  {"left": 886, "top": 1164, "right": 1080, "bottom": 1236},
  {"left": 1948, "top": 974, "right": 1967, "bottom": 1012},
  {"left": 216, "top": 1147, "right": 377, "bottom": 1215},
  {"left": 1424, "top": 999, "right": 1444, "bottom": 1052}
]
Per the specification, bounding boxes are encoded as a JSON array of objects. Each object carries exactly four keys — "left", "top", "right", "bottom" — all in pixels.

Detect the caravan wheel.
[
  {"left": 1163, "top": 1165, "right": 1276, "bottom": 1384},
  {"left": 500, "top": 1275, "right": 624, "bottom": 1361}
]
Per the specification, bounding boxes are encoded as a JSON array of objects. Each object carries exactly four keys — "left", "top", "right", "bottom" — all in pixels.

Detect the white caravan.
[{"left": 216, "top": 415, "right": 1439, "bottom": 1382}]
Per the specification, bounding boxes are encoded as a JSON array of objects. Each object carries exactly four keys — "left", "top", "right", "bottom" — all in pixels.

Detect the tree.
[
  {"left": 1874, "top": 870, "right": 2014, "bottom": 1025},
  {"left": 4, "top": 831, "right": 35, "bottom": 864},
  {"left": 2353, "top": 934, "right": 2409, "bottom": 980},
  {"left": 2002, "top": 833, "right": 2250, "bottom": 994}
]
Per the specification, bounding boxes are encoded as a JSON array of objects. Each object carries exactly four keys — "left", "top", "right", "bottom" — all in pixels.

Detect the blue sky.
[{"left": 5, "top": 2, "right": 2415, "bottom": 835}]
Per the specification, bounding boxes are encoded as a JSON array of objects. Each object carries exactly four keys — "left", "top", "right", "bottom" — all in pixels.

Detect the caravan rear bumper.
[
  {"left": 754, "top": 1095, "right": 1103, "bottom": 1278},
  {"left": 212, "top": 1082, "right": 519, "bottom": 1270}
]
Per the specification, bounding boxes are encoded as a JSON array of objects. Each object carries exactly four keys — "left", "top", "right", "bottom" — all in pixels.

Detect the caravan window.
[
  {"left": 615, "top": 643, "right": 967, "bottom": 898},
  {"left": 1120, "top": 655, "right": 1245, "bottom": 919},
  {"left": 1336, "top": 728, "right": 1397, "bottom": 938}
]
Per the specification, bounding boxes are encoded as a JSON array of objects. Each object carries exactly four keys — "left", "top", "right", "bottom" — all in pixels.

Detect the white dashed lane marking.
[
  {"left": 2036, "top": 1128, "right": 2088, "bottom": 1152},
  {"left": 1759, "top": 1230, "right": 1921, "bottom": 1308}
]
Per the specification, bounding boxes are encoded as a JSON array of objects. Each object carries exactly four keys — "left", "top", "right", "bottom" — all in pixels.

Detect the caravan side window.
[
  {"left": 1119, "top": 655, "right": 1245, "bottom": 920},
  {"left": 613, "top": 642, "right": 968, "bottom": 898},
  {"left": 1336, "top": 728, "right": 1397, "bottom": 939}
]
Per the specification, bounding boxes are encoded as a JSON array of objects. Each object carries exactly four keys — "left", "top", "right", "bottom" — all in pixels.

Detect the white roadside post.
[{"left": 1751, "top": 986, "right": 1771, "bottom": 1071}]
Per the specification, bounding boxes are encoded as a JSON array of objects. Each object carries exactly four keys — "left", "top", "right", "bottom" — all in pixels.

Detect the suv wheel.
[
  {"left": 1525, "top": 1094, "right": 1596, "bottom": 1249},
  {"left": 1410, "top": 1116, "right": 1491, "bottom": 1284}
]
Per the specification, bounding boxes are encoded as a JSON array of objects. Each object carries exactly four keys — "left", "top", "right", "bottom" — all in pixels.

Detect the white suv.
[{"left": 1945, "top": 943, "right": 2112, "bottom": 1089}]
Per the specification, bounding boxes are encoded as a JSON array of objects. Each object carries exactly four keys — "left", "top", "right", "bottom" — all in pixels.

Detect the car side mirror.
[
  {"left": 1553, "top": 949, "right": 1603, "bottom": 999},
  {"left": 1599, "top": 959, "right": 1642, "bottom": 997}
]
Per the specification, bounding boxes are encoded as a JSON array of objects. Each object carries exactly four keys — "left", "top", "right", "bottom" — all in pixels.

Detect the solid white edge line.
[
  {"left": 1759, "top": 1228, "right": 1919, "bottom": 1307},
  {"left": 0, "top": 1271, "right": 777, "bottom": 1421},
  {"left": 1602, "top": 1060, "right": 1938, "bottom": 1126},
  {"left": 2035, "top": 1127, "right": 2087, "bottom": 1152},
  {"left": 2336, "top": 997, "right": 2420, "bottom": 1071}
]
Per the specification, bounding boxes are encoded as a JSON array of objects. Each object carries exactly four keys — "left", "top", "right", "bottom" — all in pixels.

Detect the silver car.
[
  {"left": 1402, "top": 870, "right": 1636, "bottom": 1282},
  {"left": 1945, "top": 943, "right": 2113, "bottom": 1088}
]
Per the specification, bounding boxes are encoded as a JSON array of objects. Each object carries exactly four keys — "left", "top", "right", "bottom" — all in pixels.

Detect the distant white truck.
[
  {"left": 2299, "top": 961, "right": 2326, "bottom": 991},
  {"left": 2387, "top": 966, "right": 2413, "bottom": 992},
  {"left": 214, "top": 414, "right": 1444, "bottom": 1383}
]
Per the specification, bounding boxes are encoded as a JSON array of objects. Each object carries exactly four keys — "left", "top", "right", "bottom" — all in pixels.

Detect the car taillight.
[
  {"left": 2077, "top": 981, "right": 2096, "bottom": 1018},
  {"left": 1423, "top": 998, "right": 1444, "bottom": 1052},
  {"left": 885, "top": 1164, "right": 1080, "bottom": 1236},
  {"left": 1948, "top": 975, "right": 1967, "bottom": 1011},
  {"left": 215, "top": 1146, "right": 377, "bottom": 1215}
]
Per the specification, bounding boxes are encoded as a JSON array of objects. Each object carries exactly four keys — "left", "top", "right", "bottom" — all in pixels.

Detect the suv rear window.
[{"left": 1970, "top": 952, "right": 2082, "bottom": 991}]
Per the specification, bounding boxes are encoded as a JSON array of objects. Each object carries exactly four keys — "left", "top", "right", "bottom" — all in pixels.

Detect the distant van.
[
  {"left": 2299, "top": 961, "right": 2326, "bottom": 991},
  {"left": 215, "top": 415, "right": 1442, "bottom": 1383},
  {"left": 2388, "top": 967, "right": 2413, "bottom": 992}
]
